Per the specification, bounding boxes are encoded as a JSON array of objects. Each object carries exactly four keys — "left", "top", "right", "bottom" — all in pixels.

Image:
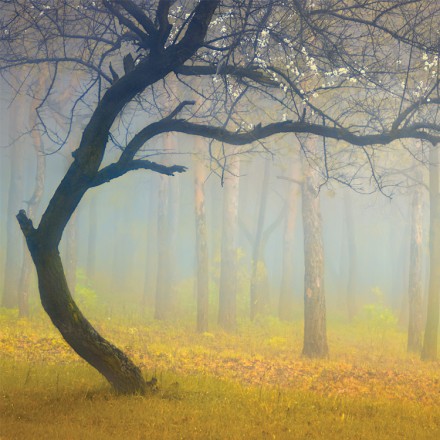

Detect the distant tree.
[
  {"left": 407, "top": 168, "right": 424, "bottom": 353},
  {"left": 218, "top": 155, "right": 240, "bottom": 331},
  {"left": 1, "top": 0, "right": 440, "bottom": 393},
  {"left": 301, "top": 136, "right": 328, "bottom": 358},
  {"left": 155, "top": 135, "right": 176, "bottom": 320},
  {"left": 193, "top": 137, "right": 210, "bottom": 332},
  {"left": 18, "top": 99, "right": 46, "bottom": 317},
  {"left": 343, "top": 191, "right": 358, "bottom": 321},
  {"left": 278, "top": 155, "right": 300, "bottom": 322},
  {"left": 86, "top": 198, "right": 98, "bottom": 284},
  {"left": 422, "top": 145, "right": 440, "bottom": 360},
  {"left": 239, "top": 158, "right": 286, "bottom": 319},
  {"left": 2, "top": 93, "right": 26, "bottom": 309},
  {"left": 249, "top": 158, "right": 271, "bottom": 319}
]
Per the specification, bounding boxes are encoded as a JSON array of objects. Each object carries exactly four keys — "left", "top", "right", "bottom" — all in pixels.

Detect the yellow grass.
[{"left": 1, "top": 309, "right": 440, "bottom": 439}]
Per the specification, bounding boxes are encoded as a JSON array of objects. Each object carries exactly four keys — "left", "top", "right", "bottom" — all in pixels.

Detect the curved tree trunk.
[
  {"left": 422, "top": 145, "right": 440, "bottom": 360},
  {"left": 17, "top": 219, "right": 146, "bottom": 393},
  {"left": 16, "top": 0, "right": 218, "bottom": 394},
  {"left": 17, "top": 175, "right": 147, "bottom": 394},
  {"left": 15, "top": 103, "right": 153, "bottom": 394},
  {"left": 301, "top": 138, "right": 328, "bottom": 358}
]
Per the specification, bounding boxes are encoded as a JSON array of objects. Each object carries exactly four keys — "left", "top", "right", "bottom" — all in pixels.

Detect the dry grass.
[
  {"left": 1, "top": 361, "right": 439, "bottom": 440},
  {"left": 1, "top": 309, "right": 440, "bottom": 439}
]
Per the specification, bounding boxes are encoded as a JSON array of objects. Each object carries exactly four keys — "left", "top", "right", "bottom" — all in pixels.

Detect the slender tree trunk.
[
  {"left": 344, "top": 191, "right": 357, "bottom": 321},
  {"left": 422, "top": 145, "right": 440, "bottom": 360},
  {"left": 194, "top": 138, "right": 209, "bottom": 332},
  {"left": 279, "top": 161, "right": 299, "bottom": 321},
  {"left": 218, "top": 157, "right": 240, "bottom": 331},
  {"left": 407, "top": 180, "right": 424, "bottom": 353},
  {"left": 250, "top": 159, "right": 271, "bottom": 320},
  {"left": 2, "top": 98, "right": 26, "bottom": 308},
  {"left": 301, "top": 139, "right": 328, "bottom": 358}
]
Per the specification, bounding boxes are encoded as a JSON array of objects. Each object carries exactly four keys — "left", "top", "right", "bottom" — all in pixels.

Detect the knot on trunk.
[{"left": 16, "top": 209, "right": 36, "bottom": 237}]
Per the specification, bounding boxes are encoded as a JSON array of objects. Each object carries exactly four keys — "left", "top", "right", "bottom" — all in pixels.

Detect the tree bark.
[
  {"left": 279, "top": 160, "right": 300, "bottom": 321},
  {"left": 218, "top": 157, "right": 240, "bottom": 331},
  {"left": 194, "top": 138, "right": 209, "bottom": 332},
  {"left": 18, "top": 217, "right": 146, "bottom": 393},
  {"left": 301, "top": 138, "right": 328, "bottom": 358},
  {"left": 422, "top": 145, "right": 440, "bottom": 360},
  {"left": 407, "top": 179, "right": 424, "bottom": 353}
]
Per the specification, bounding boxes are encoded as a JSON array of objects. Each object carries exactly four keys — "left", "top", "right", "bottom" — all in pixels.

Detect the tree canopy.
[{"left": 1, "top": 1, "right": 439, "bottom": 172}]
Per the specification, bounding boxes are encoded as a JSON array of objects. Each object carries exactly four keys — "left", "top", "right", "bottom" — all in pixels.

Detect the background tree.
[
  {"left": 301, "top": 136, "right": 328, "bottom": 358},
  {"left": 2, "top": 91, "right": 26, "bottom": 309},
  {"left": 278, "top": 152, "right": 301, "bottom": 321},
  {"left": 422, "top": 145, "right": 440, "bottom": 360},
  {"left": 218, "top": 155, "right": 240, "bottom": 331},
  {"left": 193, "top": 137, "right": 210, "bottom": 332},
  {"left": 407, "top": 167, "right": 424, "bottom": 352}
]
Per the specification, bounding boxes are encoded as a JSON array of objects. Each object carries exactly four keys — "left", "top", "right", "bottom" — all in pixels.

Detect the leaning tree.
[{"left": 1, "top": 0, "right": 439, "bottom": 393}]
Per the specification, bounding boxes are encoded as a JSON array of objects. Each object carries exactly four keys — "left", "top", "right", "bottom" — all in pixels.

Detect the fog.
[{"left": 0, "top": 78, "right": 427, "bottom": 325}]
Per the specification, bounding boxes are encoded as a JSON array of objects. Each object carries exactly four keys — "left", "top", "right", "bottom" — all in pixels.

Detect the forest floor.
[{"left": 1, "top": 307, "right": 439, "bottom": 439}]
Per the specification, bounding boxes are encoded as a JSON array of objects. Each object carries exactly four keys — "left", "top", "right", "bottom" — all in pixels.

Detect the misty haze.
[{"left": 1, "top": 1, "right": 440, "bottom": 439}]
